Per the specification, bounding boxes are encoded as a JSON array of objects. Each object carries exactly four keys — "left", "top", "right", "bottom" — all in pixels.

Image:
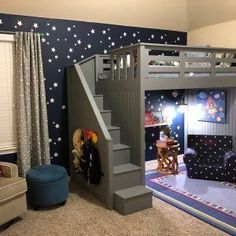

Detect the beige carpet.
[{"left": 2, "top": 183, "right": 227, "bottom": 236}]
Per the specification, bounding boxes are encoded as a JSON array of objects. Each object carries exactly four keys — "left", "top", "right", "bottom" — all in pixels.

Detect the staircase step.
[
  {"left": 113, "top": 144, "right": 130, "bottom": 166},
  {"left": 113, "top": 164, "right": 141, "bottom": 191},
  {"left": 107, "top": 126, "right": 120, "bottom": 144},
  {"left": 93, "top": 95, "right": 103, "bottom": 110},
  {"left": 114, "top": 185, "right": 152, "bottom": 215},
  {"left": 100, "top": 110, "right": 111, "bottom": 126}
]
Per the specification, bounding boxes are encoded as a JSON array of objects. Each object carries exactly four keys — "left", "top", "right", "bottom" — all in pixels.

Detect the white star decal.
[
  {"left": 67, "top": 27, "right": 71, "bottom": 31},
  {"left": 55, "top": 124, "right": 60, "bottom": 129},
  {"left": 102, "top": 30, "right": 106, "bottom": 34},
  {"left": 81, "top": 55, "right": 84, "bottom": 59},
  {"left": 77, "top": 40, "right": 82, "bottom": 44},
  {"left": 160, "top": 35, "right": 164, "bottom": 40},
  {"left": 52, "top": 26, "right": 56, "bottom": 31},
  {"left": 55, "top": 55, "right": 58, "bottom": 59},
  {"left": 132, "top": 33, "right": 136, "bottom": 37},
  {"left": 73, "top": 59, "right": 77, "bottom": 63},
  {"left": 48, "top": 59, "right": 52, "bottom": 63},
  {"left": 51, "top": 47, "right": 56, "bottom": 52},
  {"left": 67, "top": 55, "right": 71, "bottom": 59},
  {"left": 41, "top": 38, "right": 46, "bottom": 43},
  {"left": 69, "top": 48, "right": 73, "bottom": 53},
  {"left": 53, "top": 82, "right": 58, "bottom": 87},
  {"left": 54, "top": 153, "right": 58, "bottom": 157},
  {"left": 111, "top": 42, "right": 115, "bottom": 46},
  {"left": 0, "top": 19, "right": 3, "bottom": 24},
  {"left": 108, "top": 36, "right": 111, "bottom": 40},
  {"left": 46, "top": 32, "right": 50, "bottom": 36},
  {"left": 123, "top": 32, "right": 127, "bottom": 36},
  {"left": 91, "top": 29, "right": 95, "bottom": 34},
  {"left": 87, "top": 44, "right": 91, "bottom": 49},
  {"left": 57, "top": 137, "right": 62, "bottom": 142},
  {"left": 61, "top": 105, "right": 66, "bottom": 109},
  {"left": 74, "top": 34, "right": 77, "bottom": 38},
  {"left": 49, "top": 138, "right": 52, "bottom": 143},
  {"left": 103, "top": 49, "right": 107, "bottom": 54},
  {"left": 17, "top": 20, "right": 23, "bottom": 26},
  {"left": 177, "top": 37, "right": 180, "bottom": 41},
  {"left": 151, "top": 34, "right": 154, "bottom": 39},
  {"left": 50, "top": 98, "right": 55, "bottom": 103},
  {"left": 33, "top": 23, "right": 38, "bottom": 28}
]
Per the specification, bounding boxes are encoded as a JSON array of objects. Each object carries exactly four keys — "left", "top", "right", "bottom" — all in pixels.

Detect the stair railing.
[{"left": 67, "top": 64, "right": 114, "bottom": 209}]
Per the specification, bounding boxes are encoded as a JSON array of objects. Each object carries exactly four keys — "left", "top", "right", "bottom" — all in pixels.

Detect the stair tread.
[
  {"left": 100, "top": 110, "right": 111, "bottom": 113},
  {"left": 107, "top": 125, "right": 120, "bottom": 130},
  {"left": 114, "top": 185, "right": 152, "bottom": 199},
  {"left": 114, "top": 163, "right": 141, "bottom": 175},
  {"left": 113, "top": 144, "right": 130, "bottom": 150},
  {"left": 93, "top": 94, "right": 103, "bottom": 97}
]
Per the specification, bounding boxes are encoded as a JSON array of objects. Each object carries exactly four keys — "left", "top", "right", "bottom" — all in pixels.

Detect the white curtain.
[{"left": 15, "top": 32, "right": 50, "bottom": 176}]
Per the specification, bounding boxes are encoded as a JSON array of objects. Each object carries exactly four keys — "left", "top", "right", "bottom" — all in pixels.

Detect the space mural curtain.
[{"left": 15, "top": 32, "right": 50, "bottom": 177}]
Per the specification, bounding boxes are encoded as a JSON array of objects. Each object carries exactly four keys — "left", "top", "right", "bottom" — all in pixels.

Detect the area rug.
[{"left": 145, "top": 162, "right": 236, "bottom": 235}]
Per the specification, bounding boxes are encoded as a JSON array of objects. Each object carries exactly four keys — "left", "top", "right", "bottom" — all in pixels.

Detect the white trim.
[
  {"left": 0, "top": 34, "right": 15, "bottom": 42},
  {"left": 0, "top": 146, "right": 17, "bottom": 155}
]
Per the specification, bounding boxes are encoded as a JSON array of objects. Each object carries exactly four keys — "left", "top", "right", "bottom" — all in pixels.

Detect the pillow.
[
  {"left": 184, "top": 148, "right": 197, "bottom": 157},
  {"left": 185, "top": 51, "right": 210, "bottom": 68}
]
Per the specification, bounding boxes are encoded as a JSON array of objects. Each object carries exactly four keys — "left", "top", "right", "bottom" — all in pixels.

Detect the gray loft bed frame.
[
  {"left": 71, "top": 43, "right": 236, "bottom": 211},
  {"left": 79, "top": 42, "right": 236, "bottom": 187}
]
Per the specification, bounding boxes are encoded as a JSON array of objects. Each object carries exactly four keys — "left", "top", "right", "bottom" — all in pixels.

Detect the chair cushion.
[
  {"left": 26, "top": 165, "right": 67, "bottom": 183},
  {"left": 0, "top": 177, "right": 27, "bottom": 203}
]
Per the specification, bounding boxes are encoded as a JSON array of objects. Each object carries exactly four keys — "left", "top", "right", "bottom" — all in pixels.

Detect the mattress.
[{"left": 147, "top": 72, "right": 236, "bottom": 79}]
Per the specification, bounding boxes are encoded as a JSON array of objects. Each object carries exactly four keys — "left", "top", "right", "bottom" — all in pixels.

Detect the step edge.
[
  {"left": 100, "top": 110, "right": 112, "bottom": 113},
  {"left": 113, "top": 164, "right": 141, "bottom": 175},
  {"left": 107, "top": 126, "right": 120, "bottom": 131},
  {"left": 113, "top": 144, "right": 130, "bottom": 151},
  {"left": 114, "top": 190, "right": 152, "bottom": 200}
]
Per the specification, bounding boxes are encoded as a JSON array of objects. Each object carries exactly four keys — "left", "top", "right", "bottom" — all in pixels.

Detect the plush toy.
[{"left": 72, "top": 129, "right": 84, "bottom": 171}]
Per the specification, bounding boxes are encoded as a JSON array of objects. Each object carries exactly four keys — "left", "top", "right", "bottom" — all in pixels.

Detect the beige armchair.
[{"left": 0, "top": 161, "right": 27, "bottom": 226}]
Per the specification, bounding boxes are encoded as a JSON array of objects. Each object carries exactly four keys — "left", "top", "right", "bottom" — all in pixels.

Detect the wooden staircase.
[{"left": 94, "top": 94, "right": 152, "bottom": 215}]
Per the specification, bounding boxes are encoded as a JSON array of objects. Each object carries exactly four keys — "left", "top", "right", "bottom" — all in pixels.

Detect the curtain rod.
[{"left": 0, "top": 30, "right": 45, "bottom": 37}]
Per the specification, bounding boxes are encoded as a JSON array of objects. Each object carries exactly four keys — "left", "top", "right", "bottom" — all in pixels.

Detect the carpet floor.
[{"left": 1, "top": 182, "right": 227, "bottom": 236}]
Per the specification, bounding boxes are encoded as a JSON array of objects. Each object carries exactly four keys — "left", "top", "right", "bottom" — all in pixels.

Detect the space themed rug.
[{"left": 145, "top": 162, "right": 236, "bottom": 235}]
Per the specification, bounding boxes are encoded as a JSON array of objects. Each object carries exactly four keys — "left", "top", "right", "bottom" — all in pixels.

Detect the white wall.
[
  {"left": 0, "top": 0, "right": 188, "bottom": 31},
  {"left": 188, "top": 20, "right": 236, "bottom": 48}
]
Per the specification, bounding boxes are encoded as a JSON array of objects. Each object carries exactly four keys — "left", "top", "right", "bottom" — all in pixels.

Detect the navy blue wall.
[
  {"left": 0, "top": 13, "right": 187, "bottom": 168},
  {"left": 145, "top": 90, "right": 185, "bottom": 161}
]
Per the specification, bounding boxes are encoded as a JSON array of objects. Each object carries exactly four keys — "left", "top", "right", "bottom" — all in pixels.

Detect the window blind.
[{"left": 0, "top": 34, "right": 16, "bottom": 154}]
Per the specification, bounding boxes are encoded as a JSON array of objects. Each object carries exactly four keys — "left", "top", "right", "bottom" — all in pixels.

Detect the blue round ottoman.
[{"left": 26, "top": 165, "right": 69, "bottom": 209}]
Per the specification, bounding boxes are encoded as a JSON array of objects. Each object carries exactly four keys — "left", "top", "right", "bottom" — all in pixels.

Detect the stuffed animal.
[{"left": 72, "top": 129, "right": 84, "bottom": 171}]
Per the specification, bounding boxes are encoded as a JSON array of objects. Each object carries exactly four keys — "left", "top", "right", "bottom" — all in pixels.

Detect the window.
[{"left": 0, "top": 34, "right": 16, "bottom": 154}]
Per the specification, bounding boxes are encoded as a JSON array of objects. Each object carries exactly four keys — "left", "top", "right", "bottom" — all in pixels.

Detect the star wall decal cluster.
[
  {"left": 0, "top": 13, "right": 187, "bottom": 168},
  {"left": 145, "top": 90, "right": 185, "bottom": 161}
]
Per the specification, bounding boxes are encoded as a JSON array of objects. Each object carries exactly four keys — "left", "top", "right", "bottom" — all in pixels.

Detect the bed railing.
[{"left": 108, "top": 43, "right": 236, "bottom": 81}]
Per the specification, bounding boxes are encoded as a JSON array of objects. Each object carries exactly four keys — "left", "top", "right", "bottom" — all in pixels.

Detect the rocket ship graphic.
[{"left": 206, "top": 96, "right": 217, "bottom": 116}]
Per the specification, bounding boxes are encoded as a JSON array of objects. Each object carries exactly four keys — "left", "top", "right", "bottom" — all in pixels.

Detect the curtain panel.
[{"left": 15, "top": 32, "right": 50, "bottom": 176}]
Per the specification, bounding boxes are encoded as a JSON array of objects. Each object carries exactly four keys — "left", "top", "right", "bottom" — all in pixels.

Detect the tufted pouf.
[{"left": 26, "top": 165, "right": 69, "bottom": 209}]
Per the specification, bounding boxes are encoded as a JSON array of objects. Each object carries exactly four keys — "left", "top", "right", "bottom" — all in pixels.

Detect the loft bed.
[
  {"left": 78, "top": 43, "right": 236, "bottom": 195},
  {"left": 95, "top": 43, "right": 236, "bottom": 90},
  {"left": 74, "top": 43, "right": 236, "bottom": 211}
]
